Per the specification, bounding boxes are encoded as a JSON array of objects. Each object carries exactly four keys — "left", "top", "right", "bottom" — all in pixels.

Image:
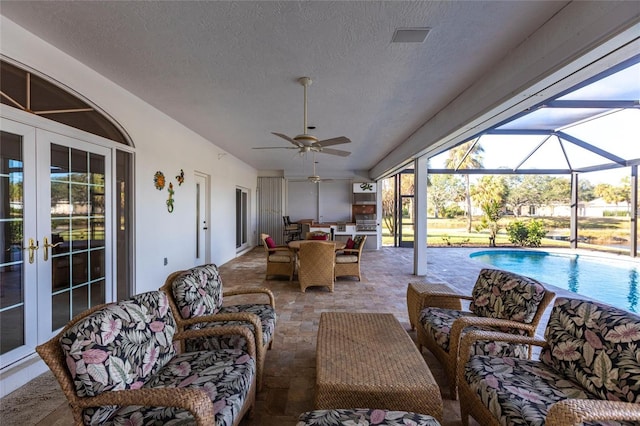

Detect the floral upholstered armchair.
[
  {"left": 160, "top": 263, "right": 276, "bottom": 390},
  {"left": 417, "top": 268, "right": 555, "bottom": 399},
  {"left": 459, "top": 297, "right": 640, "bottom": 426},
  {"left": 36, "top": 291, "right": 256, "bottom": 426}
]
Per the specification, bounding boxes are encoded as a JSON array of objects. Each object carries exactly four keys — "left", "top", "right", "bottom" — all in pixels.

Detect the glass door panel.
[
  {"left": 0, "top": 122, "right": 37, "bottom": 368},
  {"left": 48, "top": 141, "right": 108, "bottom": 332}
]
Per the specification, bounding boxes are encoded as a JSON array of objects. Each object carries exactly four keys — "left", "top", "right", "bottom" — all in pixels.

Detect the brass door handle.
[
  {"left": 43, "top": 236, "right": 62, "bottom": 262},
  {"left": 23, "top": 238, "right": 39, "bottom": 264}
]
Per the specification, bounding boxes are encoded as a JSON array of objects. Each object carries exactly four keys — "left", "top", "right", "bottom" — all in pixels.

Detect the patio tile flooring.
[{"left": 2, "top": 246, "right": 575, "bottom": 426}]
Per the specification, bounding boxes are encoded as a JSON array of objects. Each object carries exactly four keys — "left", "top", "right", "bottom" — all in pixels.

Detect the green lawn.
[{"left": 381, "top": 215, "right": 634, "bottom": 254}]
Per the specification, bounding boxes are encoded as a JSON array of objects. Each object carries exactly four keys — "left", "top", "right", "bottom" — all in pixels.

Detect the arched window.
[{"left": 1, "top": 60, "right": 130, "bottom": 145}]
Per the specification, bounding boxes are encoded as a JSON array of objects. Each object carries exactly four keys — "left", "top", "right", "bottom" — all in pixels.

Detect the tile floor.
[{"left": 2, "top": 246, "right": 568, "bottom": 426}]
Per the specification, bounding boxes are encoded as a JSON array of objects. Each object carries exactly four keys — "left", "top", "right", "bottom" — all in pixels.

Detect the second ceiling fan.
[{"left": 254, "top": 77, "right": 351, "bottom": 157}]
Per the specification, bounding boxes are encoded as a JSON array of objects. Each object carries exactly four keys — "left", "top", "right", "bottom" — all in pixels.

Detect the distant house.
[{"left": 528, "top": 198, "right": 629, "bottom": 218}]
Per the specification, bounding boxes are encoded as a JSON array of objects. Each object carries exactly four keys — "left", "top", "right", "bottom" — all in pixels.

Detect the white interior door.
[
  {"left": 0, "top": 119, "right": 112, "bottom": 368},
  {"left": 195, "top": 172, "right": 210, "bottom": 264}
]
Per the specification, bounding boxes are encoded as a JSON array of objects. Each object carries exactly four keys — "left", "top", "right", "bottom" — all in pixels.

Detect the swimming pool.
[{"left": 470, "top": 250, "right": 639, "bottom": 313}]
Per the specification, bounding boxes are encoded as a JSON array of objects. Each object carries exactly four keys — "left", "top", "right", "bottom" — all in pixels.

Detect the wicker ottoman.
[
  {"left": 406, "top": 282, "right": 462, "bottom": 330},
  {"left": 298, "top": 409, "right": 441, "bottom": 425},
  {"left": 315, "top": 312, "right": 443, "bottom": 421}
]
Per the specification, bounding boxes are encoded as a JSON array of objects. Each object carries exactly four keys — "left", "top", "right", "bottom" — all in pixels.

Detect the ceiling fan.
[
  {"left": 307, "top": 154, "right": 333, "bottom": 184},
  {"left": 253, "top": 77, "right": 351, "bottom": 157}
]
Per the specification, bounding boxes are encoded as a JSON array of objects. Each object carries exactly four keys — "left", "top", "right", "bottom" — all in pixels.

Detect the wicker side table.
[{"left": 407, "top": 282, "right": 462, "bottom": 330}]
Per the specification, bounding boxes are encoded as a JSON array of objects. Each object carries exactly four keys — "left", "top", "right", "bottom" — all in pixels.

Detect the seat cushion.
[
  {"left": 335, "top": 254, "right": 358, "bottom": 264},
  {"left": 172, "top": 264, "right": 223, "bottom": 319},
  {"left": 464, "top": 355, "right": 636, "bottom": 426},
  {"left": 469, "top": 268, "right": 547, "bottom": 323},
  {"left": 419, "top": 307, "right": 529, "bottom": 358},
  {"left": 86, "top": 349, "right": 255, "bottom": 426},
  {"left": 61, "top": 291, "right": 176, "bottom": 398},
  {"left": 184, "top": 303, "right": 276, "bottom": 352},
  {"left": 298, "top": 409, "right": 441, "bottom": 425},
  {"left": 268, "top": 253, "right": 292, "bottom": 263}
]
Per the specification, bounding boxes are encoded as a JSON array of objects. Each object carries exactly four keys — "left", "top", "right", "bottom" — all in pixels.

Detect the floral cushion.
[
  {"left": 60, "top": 291, "right": 176, "bottom": 399},
  {"left": 172, "top": 264, "right": 223, "bottom": 319},
  {"left": 540, "top": 297, "right": 640, "bottom": 403},
  {"left": 185, "top": 303, "right": 276, "bottom": 352},
  {"left": 419, "top": 307, "right": 529, "bottom": 358},
  {"left": 469, "top": 268, "right": 546, "bottom": 323},
  {"left": 85, "top": 349, "right": 255, "bottom": 426},
  {"left": 297, "top": 409, "right": 441, "bottom": 426},
  {"left": 465, "top": 355, "right": 597, "bottom": 426}
]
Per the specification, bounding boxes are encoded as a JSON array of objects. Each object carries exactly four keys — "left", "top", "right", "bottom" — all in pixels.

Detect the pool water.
[{"left": 470, "top": 250, "right": 639, "bottom": 313}]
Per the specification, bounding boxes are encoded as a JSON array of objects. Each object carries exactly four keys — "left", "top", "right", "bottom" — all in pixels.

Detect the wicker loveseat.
[
  {"left": 459, "top": 297, "right": 640, "bottom": 426},
  {"left": 417, "top": 268, "right": 555, "bottom": 399},
  {"left": 36, "top": 291, "right": 256, "bottom": 426}
]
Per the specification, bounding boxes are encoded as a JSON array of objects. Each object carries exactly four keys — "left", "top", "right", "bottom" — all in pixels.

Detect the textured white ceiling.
[{"left": 1, "top": 1, "right": 570, "bottom": 178}]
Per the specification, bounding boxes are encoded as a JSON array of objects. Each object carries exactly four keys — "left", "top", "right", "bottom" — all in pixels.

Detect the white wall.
[{"left": 1, "top": 17, "right": 258, "bottom": 293}]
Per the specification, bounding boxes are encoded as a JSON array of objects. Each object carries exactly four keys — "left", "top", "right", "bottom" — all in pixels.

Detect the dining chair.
[
  {"left": 297, "top": 241, "right": 336, "bottom": 292},
  {"left": 260, "top": 233, "right": 295, "bottom": 280},
  {"left": 335, "top": 235, "right": 367, "bottom": 281}
]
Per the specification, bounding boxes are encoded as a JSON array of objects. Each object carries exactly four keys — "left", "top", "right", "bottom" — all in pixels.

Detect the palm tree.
[{"left": 445, "top": 140, "right": 484, "bottom": 232}]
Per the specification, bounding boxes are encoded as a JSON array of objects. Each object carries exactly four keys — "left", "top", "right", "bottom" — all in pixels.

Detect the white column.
[{"left": 414, "top": 155, "right": 428, "bottom": 275}]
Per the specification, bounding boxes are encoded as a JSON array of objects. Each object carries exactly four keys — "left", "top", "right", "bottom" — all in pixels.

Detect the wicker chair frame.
[
  {"left": 160, "top": 270, "right": 274, "bottom": 390},
  {"left": 260, "top": 233, "right": 295, "bottom": 280},
  {"left": 416, "top": 286, "right": 555, "bottom": 399},
  {"left": 457, "top": 329, "right": 640, "bottom": 426},
  {"left": 298, "top": 241, "right": 336, "bottom": 292},
  {"left": 334, "top": 235, "right": 366, "bottom": 281},
  {"left": 36, "top": 301, "right": 256, "bottom": 426}
]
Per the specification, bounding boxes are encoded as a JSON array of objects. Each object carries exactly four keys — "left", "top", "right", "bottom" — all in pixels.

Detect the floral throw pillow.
[
  {"left": 60, "top": 291, "right": 177, "bottom": 398},
  {"left": 172, "top": 264, "right": 224, "bottom": 319}
]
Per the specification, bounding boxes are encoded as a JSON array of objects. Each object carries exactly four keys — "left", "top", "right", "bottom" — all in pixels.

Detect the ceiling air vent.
[{"left": 391, "top": 27, "right": 431, "bottom": 43}]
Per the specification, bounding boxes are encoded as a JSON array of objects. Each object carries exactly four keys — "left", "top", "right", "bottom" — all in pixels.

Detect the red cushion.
[
  {"left": 345, "top": 238, "right": 355, "bottom": 249},
  {"left": 265, "top": 237, "right": 276, "bottom": 249},
  {"left": 311, "top": 234, "right": 328, "bottom": 240}
]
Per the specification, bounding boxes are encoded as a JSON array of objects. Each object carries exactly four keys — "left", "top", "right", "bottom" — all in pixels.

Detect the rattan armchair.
[
  {"left": 36, "top": 291, "right": 256, "bottom": 426},
  {"left": 298, "top": 240, "right": 336, "bottom": 292},
  {"left": 416, "top": 268, "right": 555, "bottom": 399},
  {"left": 160, "top": 264, "right": 276, "bottom": 391},
  {"left": 260, "top": 233, "right": 295, "bottom": 280},
  {"left": 334, "top": 235, "right": 366, "bottom": 280},
  {"left": 458, "top": 297, "right": 640, "bottom": 426}
]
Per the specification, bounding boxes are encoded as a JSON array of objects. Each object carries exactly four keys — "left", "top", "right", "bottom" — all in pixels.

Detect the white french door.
[
  {"left": 0, "top": 118, "right": 112, "bottom": 368},
  {"left": 195, "top": 172, "right": 210, "bottom": 264}
]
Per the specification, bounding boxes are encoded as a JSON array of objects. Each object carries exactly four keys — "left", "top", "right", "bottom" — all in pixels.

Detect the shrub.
[
  {"left": 507, "top": 221, "right": 528, "bottom": 246},
  {"left": 442, "top": 205, "right": 465, "bottom": 218},
  {"left": 507, "top": 219, "right": 547, "bottom": 247}
]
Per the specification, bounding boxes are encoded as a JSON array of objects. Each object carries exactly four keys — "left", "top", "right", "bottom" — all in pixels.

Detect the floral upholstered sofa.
[
  {"left": 36, "top": 291, "right": 256, "bottom": 426},
  {"left": 458, "top": 297, "right": 640, "bottom": 426}
]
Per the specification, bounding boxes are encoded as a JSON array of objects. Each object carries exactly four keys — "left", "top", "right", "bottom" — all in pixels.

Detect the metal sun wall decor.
[{"left": 153, "top": 169, "right": 185, "bottom": 213}]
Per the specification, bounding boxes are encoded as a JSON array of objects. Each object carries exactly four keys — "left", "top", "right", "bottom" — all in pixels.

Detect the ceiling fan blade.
[
  {"left": 252, "top": 146, "right": 298, "bottom": 150},
  {"left": 271, "top": 132, "right": 304, "bottom": 147},
  {"left": 316, "top": 136, "right": 351, "bottom": 147},
  {"left": 320, "top": 148, "right": 351, "bottom": 157}
]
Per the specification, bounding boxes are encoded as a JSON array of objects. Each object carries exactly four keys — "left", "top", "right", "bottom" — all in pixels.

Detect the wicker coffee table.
[{"left": 315, "top": 312, "right": 443, "bottom": 421}]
